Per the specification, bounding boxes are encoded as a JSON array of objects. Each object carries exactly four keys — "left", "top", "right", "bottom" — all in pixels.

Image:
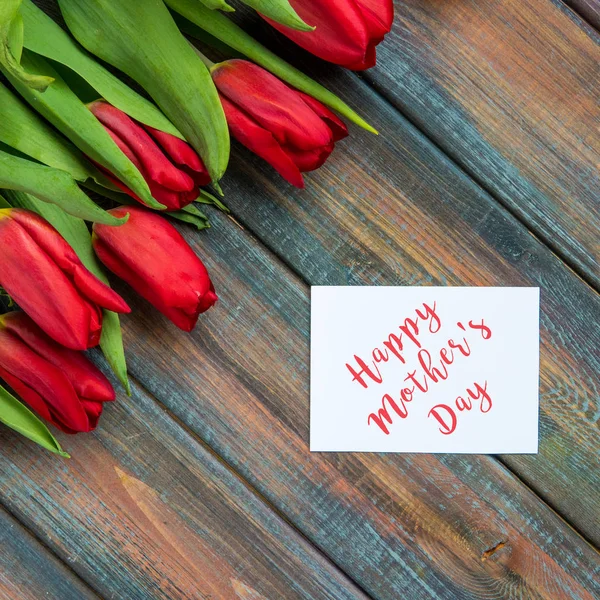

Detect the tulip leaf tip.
[
  {"left": 104, "top": 213, "right": 130, "bottom": 227},
  {"left": 211, "top": 182, "right": 224, "bottom": 197}
]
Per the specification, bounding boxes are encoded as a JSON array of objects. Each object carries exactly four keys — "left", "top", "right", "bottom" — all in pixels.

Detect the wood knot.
[{"left": 481, "top": 540, "right": 508, "bottom": 561}]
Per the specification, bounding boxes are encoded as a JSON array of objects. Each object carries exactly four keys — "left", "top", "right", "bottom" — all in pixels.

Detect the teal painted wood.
[
  {"left": 210, "top": 76, "right": 600, "bottom": 547},
  {"left": 0, "top": 379, "right": 368, "bottom": 600},
  {"left": 565, "top": 0, "right": 600, "bottom": 29},
  {"left": 352, "top": 0, "right": 600, "bottom": 287},
  {"left": 116, "top": 210, "right": 600, "bottom": 599},
  {"left": 0, "top": 508, "right": 98, "bottom": 600},
  {"left": 16, "top": 2, "right": 600, "bottom": 598}
]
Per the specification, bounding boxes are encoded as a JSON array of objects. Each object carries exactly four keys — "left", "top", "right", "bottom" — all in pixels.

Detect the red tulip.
[
  {"left": 88, "top": 101, "right": 210, "bottom": 210},
  {"left": 212, "top": 60, "right": 348, "bottom": 188},
  {"left": 0, "top": 312, "right": 115, "bottom": 433},
  {"left": 262, "top": 0, "right": 394, "bottom": 70},
  {"left": 0, "top": 208, "right": 130, "bottom": 351},
  {"left": 92, "top": 205, "right": 218, "bottom": 332}
]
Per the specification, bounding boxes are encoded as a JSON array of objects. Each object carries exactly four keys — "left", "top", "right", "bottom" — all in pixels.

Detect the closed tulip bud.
[
  {"left": 88, "top": 101, "right": 211, "bottom": 210},
  {"left": 92, "top": 206, "right": 218, "bottom": 332},
  {"left": 262, "top": 0, "right": 394, "bottom": 70},
  {"left": 0, "top": 312, "right": 115, "bottom": 433},
  {"left": 0, "top": 208, "right": 130, "bottom": 351},
  {"left": 212, "top": 60, "right": 348, "bottom": 188}
]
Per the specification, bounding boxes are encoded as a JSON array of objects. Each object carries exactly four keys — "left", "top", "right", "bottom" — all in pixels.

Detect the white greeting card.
[{"left": 310, "top": 287, "right": 540, "bottom": 453}]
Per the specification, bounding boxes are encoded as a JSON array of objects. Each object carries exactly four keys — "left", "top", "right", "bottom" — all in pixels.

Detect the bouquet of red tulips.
[{"left": 0, "top": 0, "right": 393, "bottom": 455}]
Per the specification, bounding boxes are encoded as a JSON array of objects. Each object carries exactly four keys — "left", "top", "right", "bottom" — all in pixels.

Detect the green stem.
[{"left": 167, "top": 0, "right": 377, "bottom": 134}]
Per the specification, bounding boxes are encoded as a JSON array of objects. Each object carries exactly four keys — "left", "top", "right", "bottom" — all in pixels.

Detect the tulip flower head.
[
  {"left": 92, "top": 206, "right": 218, "bottom": 332},
  {"left": 0, "top": 208, "right": 130, "bottom": 351},
  {"left": 212, "top": 60, "right": 348, "bottom": 188},
  {"left": 262, "top": 0, "right": 394, "bottom": 70},
  {"left": 0, "top": 312, "right": 116, "bottom": 433},
  {"left": 88, "top": 101, "right": 211, "bottom": 210}
]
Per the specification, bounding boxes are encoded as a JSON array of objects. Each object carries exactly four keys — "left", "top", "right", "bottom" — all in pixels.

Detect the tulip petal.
[
  {"left": 0, "top": 81, "right": 102, "bottom": 184},
  {"left": 2, "top": 312, "right": 116, "bottom": 403},
  {"left": 221, "top": 96, "right": 305, "bottom": 188},
  {"left": 93, "top": 205, "right": 218, "bottom": 332},
  {"left": 8, "top": 209, "right": 130, "bottom": 315},
  {"left": 20, "top": 0, "right": 184, "bottom": 139},
  {"left": 98, "top": 121, "right": 198, "bottom": 211},
  {"left": 2, "top": 50, "right": 164, "bottom": 210},
  {"left": 0, "top": 213, "right": 96, "bottom": 350},
  {"left": 168, "top": 1, "right": 377, "bottom": 132},
  {"left": 282, "top": 142, "right": 335, "bottom": 172},
  {"left": 213, "top": 60, "right": 333, "bottom": 152},
  {"left": 0, "top": 329, "right": 93, "bottom": 432},
  {"left": 296, "top": 92, "right": 349, "bottom": 142},
  {"left": 57, "top": 0, "right": 230, "bottom": 181},
  {"left": 143, "top": 124, "right": 211, "bottom": 187},
  {"left": 354, "top": 0, "right": 394, "bottom": 40},
  {"left": 263, "top": 0, "right": 370, "bottom": 68},
  {"left": 89, "top": 101, "right": 196, "bottom": 193}
]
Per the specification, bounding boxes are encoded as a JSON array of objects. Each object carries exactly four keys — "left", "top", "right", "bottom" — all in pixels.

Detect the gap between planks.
[
  {"left": 122, "top": 371, "right": 376, "bottom": 600},
  {"left": 561, "top": 0, "right": 600, "bottom": 33},
  {"left": 216, "top": 191, "right": 600, "bottom": 558},
  {"left": 356, "top": 70, "right": 600, "bottom": 297},
  {"left": 0, "top": 503, "right": 104, "bottom": 600}
]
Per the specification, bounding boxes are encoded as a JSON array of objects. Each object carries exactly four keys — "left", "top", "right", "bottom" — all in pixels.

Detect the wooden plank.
[
  {"left": 0, "top": 380, "right": 369, "bottom": 600},
  {"left": 209, "top": 81, "right": 600, "bottom": 544},
  {"left": 0, "top": 508, "right": 98, "bottom": 600},
  {"left": 20, "top": 1, "right": 600, "bottom": 596},
  {"left": 348, "top": 0, "right": 600, "bottom": 286},
  {"left": 116, "top": 209, "right": 600, "bottom": 599},
  {"left": 564, "top": 0, "right": 600, "bottom": 30}
]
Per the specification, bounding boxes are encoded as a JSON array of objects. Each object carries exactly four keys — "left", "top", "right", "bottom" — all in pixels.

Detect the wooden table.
[{"left": 2, "top": 1, "right": 599, "bottom": 598}]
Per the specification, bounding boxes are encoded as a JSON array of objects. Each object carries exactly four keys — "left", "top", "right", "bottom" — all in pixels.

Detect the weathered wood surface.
[
  {"left": 6, "top": 1, "right": 598, "bottom": 598},
  {"left": 206, "top": 65, "right": 600, "bottom": 538},
  {"left": 565, "top": 0, "right": 600, "bottom": 29},
  {"left": 0, "top": 379, "right": 368, "bottom": 600},
  {"left": 0, "top": 508, "right": 98, "bottom": 600},
  {"left": 115, "top": 210, "right": 600, "bottom": 599},
  {"left": 350, "top": 0, "right": 600, "bottom": 286}
]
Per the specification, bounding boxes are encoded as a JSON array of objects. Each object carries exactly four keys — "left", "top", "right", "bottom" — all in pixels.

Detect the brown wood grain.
[
  {"left": 0, "top": 508, "right": 98, "bottom": 600},
  {"left": 115, "top": 208, "right": 600, "bottom": 599},
  {"left": 565, "top": 0, "right": 600, "bottom": 30},
  {"left": 0, "top": 379, "right": 368, "bottom": 600},
  {"left": 357, "top": 0, "right": 600, "bottom": 286},
  {"left": 10, "top": 1, "right": 600, "bottom": 598}
]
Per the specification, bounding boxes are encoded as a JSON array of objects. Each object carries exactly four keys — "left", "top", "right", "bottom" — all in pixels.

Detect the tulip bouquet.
[{"left": 0, "top": 0, "right": 393, "bottom": 455}]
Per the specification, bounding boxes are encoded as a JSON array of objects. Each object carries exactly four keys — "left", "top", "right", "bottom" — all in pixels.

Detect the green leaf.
[
  {"left": 183, "top": 0, "right": 234, "bottom": 12},
  {"left": 237, "top": 0, "right": 313, "bottom": 31},
  {"left": 0, "top": 383, "right": 69, "bottom": 457},
  {"left": 0, "top": 147, "right": 126, "bottom": 225},
  {"left": 57, "top": 0, "right": 230, "bottom": 181},
  {"left": 196, "top": 188, "right": 229, "bottom": 213},
  {"left": 167, "top": 0, "right": 377, "bottom": 133},
  {"left": 19, "top": 0, "right": 183, "bottom": 139},
  {"left": 167, "top": 204, "right": 211, "bottom": 230},
  {"left": 3, "top": 189, "right": 131, "bottom": 393},
  {"left": 2, "top": 50, "right": 165, "bottom": 210},
  {"left": 0, "top": 80, "right": 103, "bottom": 183},
  {"left": 0, "top": 0, "right": 53, "bottom": 91}
]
